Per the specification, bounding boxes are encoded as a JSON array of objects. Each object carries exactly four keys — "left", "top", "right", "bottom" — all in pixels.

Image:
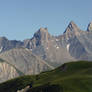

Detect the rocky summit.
[
  {"left": 0, "top": 21, "right": 92, "bottom": 83},
  {"left": 87, "top": 22, "right": 92, "bottom": 32}
]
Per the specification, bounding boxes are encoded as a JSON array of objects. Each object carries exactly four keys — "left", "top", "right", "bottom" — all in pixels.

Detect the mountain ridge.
[
  {"left": 0, "top": 21, "right": 92, "bottom": 63},
  {"left": 0, "top": 21, "right": 92, "bottom": 83}
]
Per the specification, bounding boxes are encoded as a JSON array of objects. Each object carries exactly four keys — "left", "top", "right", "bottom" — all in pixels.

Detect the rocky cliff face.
[
  {"left": 23, "top": 27, "right": 75, "bottom": 66},
  {"left": 23, "top": 21, "right": 92, "bottom": 63},
  {"left": 0, "top": 59, "right": 20, "bottom": 83},
  {"left": 0, "top": 47, "right": 53, "bottom": 83},
  {"left": 58, "top": 21, "right": 92, "bottom": 60},
  {"left": 23, "top": 27, "right": 51, "bottom": 49},
  {"left": 0, "top": 48, "right": 53, "bottom": 75},
  {"left": 64, "top": 21, "right": 81, "bottom": 36}
]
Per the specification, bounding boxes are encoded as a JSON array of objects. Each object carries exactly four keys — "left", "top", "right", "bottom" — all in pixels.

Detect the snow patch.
[
  {"left": 25, "top": 48, "right": 29, "bottom": 51},
  {"left": 67, "top": 44, "right": 70, "bottom": 51},
  {"left": 56, "top": 39, "right": 59, "bottom": 41},
  {"left": 56, "top": 46, "right": 59, "bottom": 49},
  {"left": 46, "top": 47, "right": 48, "bottom": 50},
  {"left": 54, "top": 45, "right": 59, "bottom": 49}
]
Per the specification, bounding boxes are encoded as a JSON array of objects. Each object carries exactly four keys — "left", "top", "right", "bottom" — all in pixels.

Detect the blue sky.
[{"left": 0, "top": 0, "right": 92, "bottom": 40}]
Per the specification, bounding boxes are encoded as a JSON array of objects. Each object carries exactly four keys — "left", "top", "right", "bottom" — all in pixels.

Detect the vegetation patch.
[
  {"left": 0, "top": 58, "right": 5, "bottom": 62},
  {"left": 0, "top": 61, "right": 92, "bottom": 92}
]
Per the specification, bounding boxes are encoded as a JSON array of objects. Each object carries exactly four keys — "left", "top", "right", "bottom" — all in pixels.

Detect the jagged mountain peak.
[
  {"left": 39, "top": 27, "right": 48, "bottom": 32},
  {"left": 64, "top": 21, "right": 79, "bottom": 33},
  {"left": 87, "top": 22, "right": 92, "bottom": 32},
  {"left": 69, "top": 21, "right": 77, "bottom": 26},
  {"left": 34, "top": 27, "right": 48, "bottom": 36},
  {"left": 33, "top": 27, "right": 50, "bottom": 42}
]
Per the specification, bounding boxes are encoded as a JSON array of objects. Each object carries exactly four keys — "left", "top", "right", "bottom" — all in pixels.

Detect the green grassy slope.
[{"left": 0, "top": 61, "right": 92, "bottom": 92}]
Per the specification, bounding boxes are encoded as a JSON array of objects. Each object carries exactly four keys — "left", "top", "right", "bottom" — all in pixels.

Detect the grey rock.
[
  {"left": 87, "top": 22, "right": 92, "bottom": 32},
  {"left": 23, "top": 28, "right": 75, "bottom": 66},
  {"left": 0, "top": 37, "right": 23, "bottom": 53},
  {"left": 58, "top": 21, "right": 92, "bottom": 61},
  {"left": 0, "top": 59, "right": 20, "bottom": 83},
  {"left": 0, "top": 48, "right": 53, "bottom": 75}
]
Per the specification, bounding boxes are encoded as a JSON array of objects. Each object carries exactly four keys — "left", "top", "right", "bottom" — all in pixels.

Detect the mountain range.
[{"left": 0, "top": 21, "right": 92, "bottom": 83}]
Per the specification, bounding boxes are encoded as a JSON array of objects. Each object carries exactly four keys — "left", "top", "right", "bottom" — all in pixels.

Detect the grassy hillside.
[{"left": 0, "top": 61, "right": 92, "bottom": 92}]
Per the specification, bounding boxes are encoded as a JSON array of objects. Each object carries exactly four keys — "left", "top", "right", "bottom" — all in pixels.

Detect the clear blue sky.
[{"left": 0, "top": 0, "right": 92, "bottom": 40}]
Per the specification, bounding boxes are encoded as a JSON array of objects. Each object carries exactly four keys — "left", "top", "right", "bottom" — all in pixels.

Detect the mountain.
[
  {"left": 57, "top": 21, "right": 86, "bottom": 59},
  {"left": 57, "top": 21, "right": 92, "bottom": 60},
  {"left": 23, "top": 27, "right": 75, "bottom": 66},
  {"left": 0, "top": 37, "right": 23, "bottom": 53},
  {"left": 0, "top": 22, "right": 92, "bottom": 63},
  {"left": 64, "top": 21, "right": 80, "bottom": 35},
  {"left": 0, "top": 58, "right": 21, "bottom": 83},
  {"left": 0, "top": 21, "right": 92, "bottom": 83},
  {"left": 0, "top": 29, "right": 75, "bottom": 66},
  {"left": 0, "top": 61, "right": 92, "bottom": 92},
  {"left": 0, "top": 48, "right": 53, "bottom": 83}
]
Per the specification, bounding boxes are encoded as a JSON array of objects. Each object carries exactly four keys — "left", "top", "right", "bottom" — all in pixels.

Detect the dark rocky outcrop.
[{"left": 87, "top": 22, "right": 92, "bottom": 32}]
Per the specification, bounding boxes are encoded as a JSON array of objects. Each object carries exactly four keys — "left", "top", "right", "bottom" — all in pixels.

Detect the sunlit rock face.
[
  {"left": 0, "top": 48, "right": 53, "bottom": 76},
  {"left": 0, "top": 59, "right": 19, "bottom": 83}
]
